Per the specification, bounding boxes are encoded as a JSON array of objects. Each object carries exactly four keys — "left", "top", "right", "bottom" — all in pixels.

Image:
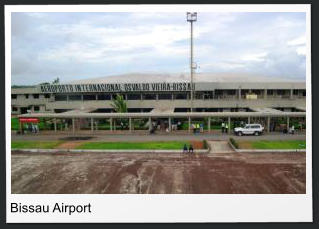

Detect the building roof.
[
  {"left": 67, "top": 72, "right": 305, "bottom": 84},
  {"left": 18, "top": 111, "right": 306, "bottom": 119}
]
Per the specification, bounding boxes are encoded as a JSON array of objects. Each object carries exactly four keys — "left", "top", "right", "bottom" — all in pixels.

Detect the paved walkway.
[
  {"left": 12, "top": 131, "right": 306, "bottom": 142},
  {"left": 208, "top": 141, "right": 235, "bottom": 154}
]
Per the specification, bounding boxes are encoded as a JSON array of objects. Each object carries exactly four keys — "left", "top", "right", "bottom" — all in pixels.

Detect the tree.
[
  {"left": 52, "top": 77, "right": 60, "bottom": 84},
  {"left": 111, "top": 94, "right": 127, "bottom": 113}
]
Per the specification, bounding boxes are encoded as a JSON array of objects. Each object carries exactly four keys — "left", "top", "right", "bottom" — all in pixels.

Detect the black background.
[{"left": 0, "top": 0, "right": 318, "bottom": 228}]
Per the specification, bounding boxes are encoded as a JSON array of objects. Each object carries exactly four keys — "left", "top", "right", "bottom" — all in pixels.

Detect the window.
[
  {"left": 195, "top": 92, "right": 203, "bottom": 99},
  {"left": 203, "top": 91, "right": 213, "bottom": 99},
  {"left": 127, "top": 94, "right": 141, "bottom": 100},
  {"left": 97, "top": 94, "right": 111, "bottom": 100},
  {"left": 25, "top": 94, "right": 29, "bottom": 99},
  {"left": 227, "top": 90, "right": 236, "bottom": 95},
  {"left": 252, "top": 90, "right": 261, "bottom": 95},
  {"left": 69, "top": 95, "right": 82, "bottom": 101},
  {"left": 55, "top": 95, "right": 67, "bottom": 101},
  {"left": 83, "top": 94, "right": 96, "bottom": 100},
  {"left": 267, "top": 90, "right": 274, "bottom": 95},
  {"left": 44, "top": 94, "right": 51, "bottom": 98},
  {"left": 251, "top": 125, "right": 260, "bottom": 129},
  {"left": 34, "top": 106, "right": 40, "bottom": 111},
  {"left": 11, "top": 94, "right": 17, "bottom": 99},
  {"left": 174, "top": 93, "right": 187, "bottom": 100},
  {"left": 158, "top": 94, "right": 172, "bottom": 100},
  {"left": 142, "top": 94, "right": 156, "bottom": 100},
  {"left": 33, "top": 94, "right": 39, "bottom": 99},
  {"left": 112, "top": 94, "right": 126, "bottom": 100},
  {"left": 12, "top": 106, "right": 17, "bottom": 112}
]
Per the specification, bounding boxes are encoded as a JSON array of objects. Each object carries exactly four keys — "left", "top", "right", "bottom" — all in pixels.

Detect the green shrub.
[
  {"left": 229, "top": 137, "right": 238, "bottom": 149},
  {"left": 203, "top": 140, "right": 209, "bottom": 149}
]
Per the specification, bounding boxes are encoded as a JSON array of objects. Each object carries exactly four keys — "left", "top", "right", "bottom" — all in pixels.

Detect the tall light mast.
[{"left": 186, "top": 12, "right": 197, "bottom": 113}]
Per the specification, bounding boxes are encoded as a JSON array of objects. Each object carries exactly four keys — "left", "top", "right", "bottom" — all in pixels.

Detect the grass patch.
[
  {"left": 237, "top": 140, "right": 306, "bottom": 149},
  {"left": 76, "top": 141, "right": 194, "bottom": 150},
  {"left": 11, "top": 141, "right": 63, "bottom": 149},
  {"left": 11, "top": 117, "right": 19, "bottom": 130}
]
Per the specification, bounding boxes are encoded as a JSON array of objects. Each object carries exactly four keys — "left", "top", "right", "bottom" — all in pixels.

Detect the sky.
[{"left": 11, "top": 12, "right": 306, "bottom": 85}]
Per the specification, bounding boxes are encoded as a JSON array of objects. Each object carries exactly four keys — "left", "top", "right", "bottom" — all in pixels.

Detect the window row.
[{"left": 11, "top": 94, "right": 51, "bottom": 99}]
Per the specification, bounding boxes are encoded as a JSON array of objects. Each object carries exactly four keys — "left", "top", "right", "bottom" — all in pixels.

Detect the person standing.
[
  {"left": 221, "top": 122, "right": 225, "bottom": 133},
  {"left": 189, "top": 144, "right": 194, "bottom": 154},
  {"left": 200, "top": 123, "right": 204, "bottom": 133},
  {"left": 192, "top": 123, "right": 196, "bottom": 134},
  {"left": 225, "top": 123, "right": 228, "bottom": 133},
  {"left": 183, "top": 144, "right": 188, "bottom": 153}
]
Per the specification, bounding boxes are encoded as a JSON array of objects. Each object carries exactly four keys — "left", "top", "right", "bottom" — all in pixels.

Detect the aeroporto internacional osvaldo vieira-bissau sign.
[{"left": 39, "top": 82, "right": 195, "bottom": 93}]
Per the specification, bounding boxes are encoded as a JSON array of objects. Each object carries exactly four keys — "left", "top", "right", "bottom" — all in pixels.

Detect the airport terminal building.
[{"left": 11, "top": 73, "right": 306, "bottom": 133}]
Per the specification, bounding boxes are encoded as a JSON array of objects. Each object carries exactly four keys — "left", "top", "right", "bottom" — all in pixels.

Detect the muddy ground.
[{"left": 11, "top": 151, "right": 306, "bottom": 194}]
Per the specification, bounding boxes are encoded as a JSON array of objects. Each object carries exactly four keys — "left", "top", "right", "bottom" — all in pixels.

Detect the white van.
[{"left": 234, "top": 124, "right": 264, "bottom": 136}]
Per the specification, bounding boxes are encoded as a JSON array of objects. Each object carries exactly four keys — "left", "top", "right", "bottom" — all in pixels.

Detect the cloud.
[
  {"left": 11, "top": 12, "right": 307, "bottom": 85},
  {"left": 287, "top": 35, "right": 306, "bottom": 46},
  {"left": 241, "top": 52, "right": 268, "bottom": 62},
  {"left": 296, "top": 46, "right": 306, "bottom": 55}
]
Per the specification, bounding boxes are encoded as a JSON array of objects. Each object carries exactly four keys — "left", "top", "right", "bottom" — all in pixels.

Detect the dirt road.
[{"left": 11, "top": 151, "right": 306, "bottom": 194}]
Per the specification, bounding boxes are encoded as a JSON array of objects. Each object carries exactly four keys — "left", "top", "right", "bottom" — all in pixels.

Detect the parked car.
[{"left": 234, "top": 124, "right": 264, "bottom": 136}]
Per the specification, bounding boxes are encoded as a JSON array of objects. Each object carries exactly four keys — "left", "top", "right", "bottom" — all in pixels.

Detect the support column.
[
  {"left": 228, "top": 117, "right": 231, "bottom": 134},
  {"left": 290, "top": 89, "right": 293, "bottom": 99},
  {"left": 110, "top": 118, "right": 113, "bottom": 131},
  {"left": 264, "top": 89, "right": 267, "bottom": 99},
  {"left": 114, "top": 119, "right": 116, "bottom": 130},
  {"left": 267, "top": 116, "right": 270, "bottom": 133},
  {"left": 91, "top": 118, "right": 94, "bottom": 132},
  {"left": 149, "top": 117, "right": 152, "bottom": 131},
  {"left": 19, "top": 121, "right": 22, "bottom": 133},
  {"left": 238, "top": 88, "right": 241, "bottom": 100},
  {"left": 168, "top": 117, "right": 172, "bottom": 132},
  {"left": 72, "top": 118, "right": 75, "bottom": 134},
  {"left": 54, "top": 118, "right": 57, "bottom": 132},
  {"left": 248, "top": 116, "right": 250, "bottom": 124},
  {"left": 208, "top": 117, "right": 211, "bottom": 132},
  {"left": 129, "top": 118, "right": 132, "bottom": 132},
  {"left": 287, "top": 116, "right": 290, "bottom": 129}
]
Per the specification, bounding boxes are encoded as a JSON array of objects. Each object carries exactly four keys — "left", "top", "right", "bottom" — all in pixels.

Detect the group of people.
[
  {"left": 192, "top": 123, "right": 204, "bottom": 134},
  {"left": 183, "top": 144, "right": 194, "bottom": 153},
  {"left": 221, "top": 122, "right": 229, "bottom": 133},
  {"left": 25, "top": 123, "right": 39, "bottom": 133},
  {"left": 288, "top": 125, "right": 295, "bottom": 134}
]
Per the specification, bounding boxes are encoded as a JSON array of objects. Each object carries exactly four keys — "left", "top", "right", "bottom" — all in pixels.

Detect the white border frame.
[{"left": 5, "top": 4, "right": 312, "bottom": 223}]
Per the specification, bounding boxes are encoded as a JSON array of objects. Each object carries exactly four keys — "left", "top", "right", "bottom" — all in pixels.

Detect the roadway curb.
[{"left": 11, "top": 148, "right": 210, "bottom": 154}]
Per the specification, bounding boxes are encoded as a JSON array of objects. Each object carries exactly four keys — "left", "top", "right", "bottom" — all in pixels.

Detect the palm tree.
[
  {"left": 111, "top": 94, "right": 127, "bottom": 113},
  {"left": 111, "top": 94, "right": 128, "bottom": 129}
]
